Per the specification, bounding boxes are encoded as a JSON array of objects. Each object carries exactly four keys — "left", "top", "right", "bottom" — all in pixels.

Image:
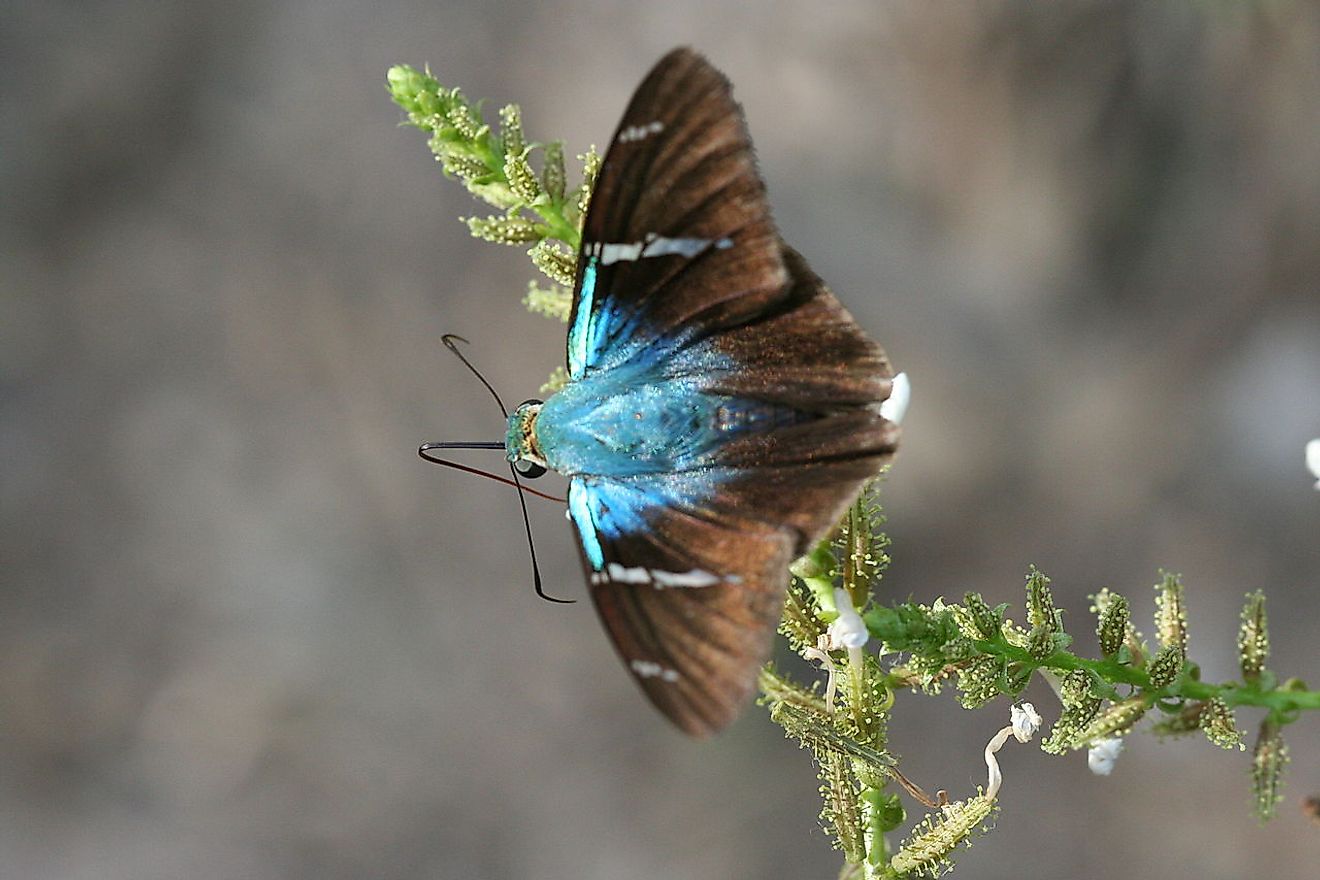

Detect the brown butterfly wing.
[
  {"left": 578, "top": 483, "right": 795, "bottom": 737},
  {"left": 564, "top": 49, "right": 898, "bottom": 735},
  {"left": 567, "top": 47, "right": 788, "bottom": 377}
]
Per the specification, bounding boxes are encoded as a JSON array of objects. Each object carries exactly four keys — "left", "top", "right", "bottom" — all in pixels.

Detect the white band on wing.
[{"left": 591, "top": 563, "right": 733, "bottom": 588}]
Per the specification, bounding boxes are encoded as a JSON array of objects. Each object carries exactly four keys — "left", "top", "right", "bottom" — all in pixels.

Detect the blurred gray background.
[{"left": 4, "top": 2, "right": 1319, "bottom": 878}]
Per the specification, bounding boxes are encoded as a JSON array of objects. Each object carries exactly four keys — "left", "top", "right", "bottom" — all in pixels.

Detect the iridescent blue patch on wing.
[
  {"left": 567, "top": 480, "right": 606, "bottom": 568},
  {"left": 567, "top": 258, "right": 599, "bottom": 379},
  {"left": 568, "top": 477, "right": 661, "bottom": 571},
  {"left": 570, "top": 238, "right": 734, "bottom": 380}
]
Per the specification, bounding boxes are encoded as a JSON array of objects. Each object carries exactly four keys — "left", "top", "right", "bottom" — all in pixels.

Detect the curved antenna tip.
[
  {"left": 439, "top": 333, "right": 508, "bottom": 418},
  {"left": 537, "top": 584, "right": 576, "bottom": 605}
]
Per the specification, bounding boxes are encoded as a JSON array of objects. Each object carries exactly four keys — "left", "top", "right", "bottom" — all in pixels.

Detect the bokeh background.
[{"left": 4, "top": 2, "right": 1319, "bottom": 878}]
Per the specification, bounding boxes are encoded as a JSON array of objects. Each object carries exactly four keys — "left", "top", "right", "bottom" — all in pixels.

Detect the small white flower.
[
  {"left": 1010, "top": 702, "right": 1042, "bottom": 743},
  {"left": 985, "top": 703, "right": 1043, "bottom": 800},
  {"left": 879, "top": 372, "right": 911, "bottom": 425},
  {"left": 1087, "top": 737, "right": 1124, "bottom": 776},
  {"left": 828, "top": 587, "right": 869, "bottom": 649},
  {"left": 1306, "top": 439, "right": 1320, "bottom": 490}
]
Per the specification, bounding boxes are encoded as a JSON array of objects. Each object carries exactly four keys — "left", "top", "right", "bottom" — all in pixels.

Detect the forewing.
[{"left": 567, "top": 48, "right": 788, "bottom": 378}]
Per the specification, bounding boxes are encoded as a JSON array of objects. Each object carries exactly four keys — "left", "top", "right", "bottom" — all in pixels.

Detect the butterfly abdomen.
[{"left": 713, "top": 400, "right": 818, "bottom": 434}]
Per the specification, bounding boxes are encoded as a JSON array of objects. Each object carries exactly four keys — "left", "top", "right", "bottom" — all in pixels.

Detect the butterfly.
[{"left": 503, "top": 48, "right": 901, "bottom": 736}]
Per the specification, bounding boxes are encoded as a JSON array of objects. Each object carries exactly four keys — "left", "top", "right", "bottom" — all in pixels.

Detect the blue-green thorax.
[
  {"left": 506, "top": 359, "right": 810, "bottom": 479},
  {"left": 506, "top": 374, "right": 716, "bottom": 478}
]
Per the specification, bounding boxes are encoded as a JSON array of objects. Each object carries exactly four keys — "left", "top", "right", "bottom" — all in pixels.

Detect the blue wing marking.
[
  {"left": 566, "top": 469, "right": 747, "bottom": 573},
  {"left": 567, "top": 477, "right": 680, "bottom": 571},
  {"left": 567, "top": 479, "right": 606, "bottom": 569},
  {"left": 567, "top": 258, "right": 601, "bottom": 379},
  {"left": 568, "top": 237, "right": 736, "bottom": 379}
]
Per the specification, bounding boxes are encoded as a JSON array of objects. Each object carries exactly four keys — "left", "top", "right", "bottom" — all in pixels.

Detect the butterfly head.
[{"left": 505, "top": 399, "right": 549, "bottom": 478}]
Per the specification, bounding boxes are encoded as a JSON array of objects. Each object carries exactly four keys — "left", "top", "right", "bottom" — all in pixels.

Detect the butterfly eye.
[
  {"left": 512, "top": 399, "right": 547, "bottom": 478},
  {"left": 514, "top": 458, "right": 547, "bottom": 479}
]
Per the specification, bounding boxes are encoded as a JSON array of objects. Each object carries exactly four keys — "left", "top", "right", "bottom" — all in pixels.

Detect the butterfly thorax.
[{"left": 516, "top": 367, "right": 816, "bottom": 479}]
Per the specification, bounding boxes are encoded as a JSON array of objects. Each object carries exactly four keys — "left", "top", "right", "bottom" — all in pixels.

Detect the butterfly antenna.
[
  {"left": 509, "top": 463, "right": 574, "bottom": 604},
  {"left": 442, "top": 334, "right": 508, "bottom": 417},
  {"left": 417, "top": 443, "right": 565, "bottom": 503},
  {"left": 431, "top": 334, "right": 574, "bottom": 603}
]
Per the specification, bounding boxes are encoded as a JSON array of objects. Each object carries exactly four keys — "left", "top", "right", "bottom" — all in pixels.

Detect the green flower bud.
[
  {"left": 575, "top": 146, "right": 601, "bottom": 218},
  {"left": 1238, "top": 591, "right": 1269, "bottom": 683},
  {"left": 386, "top": 64, "right": 434, "bottom": 113},
  {"left": 1251, "top": 719, "right": 1288, "bottom": 822},
  {"left": 1200, "top": 696, "right": 1245, "bottom": 751},
  {"left": 523, "top": 280, "right": 572, "bottom": 321},
  {"left": 443, "top": 93, "right": 483, "bottom": 139},
  {"left": 820, "top": 753, "right": 865, "bottom": 864},
  {"left": 1076, "top": 696, "right": 1147, "bottom": 744},
  {"left": 1024, "top": 567, "right": 1061, "bottom": 659},
  {"left": 956, "top": 655, "right": 1002, "bottom": 709},
  {"left": 529, "top": 240, "right": 576, "bottom": 286},
  {"left": 890, "top": 796, "right": 997, "bottom": 878},
  {"left": 955, "top": 592, "right": 1000, "bottom": 641},
  {"left": 1025, "top": 566, "right": 1057, "bottom": 629},
  {"left": 1094, "top": 590, "right": 1130, "bottom": 657},
  {"left": 541, "top": 141, "right": 567, "bottom": 203},
  {"left": 790, "top": 542, "right": 834, "bottom": 580},
  {"left": 466, "top": 215, "right": 543, "bottom": 245},
  {"left": 777, "top": 581, "right": 827, "bottom": 653},
  {"left": 504, "top": 152, "right": 541, "bottom": 204},
  {"left": 499, "top": 103, "right": 524, "bottom": 158},
  {"left": 1155, "top": 571, "right": 1188, "bottom": 659},
  {"left": 1146, "top": 643, "right": 1185, "bottom": 689},
  {"left": 1042, "top": 670, "right": 1102, "bottom": 754},
  {"left": 759, "top": 665, "right": 829, "bottom": 715},
  {"left": 438, "top": 151, "right": 489, "bottom": 181}
]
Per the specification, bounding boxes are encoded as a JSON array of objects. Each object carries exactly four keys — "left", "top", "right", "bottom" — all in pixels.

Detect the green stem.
[
  {"left": 543, "top": 213, "right": 580, "bottom": 251},
  {"left": 470, "top": 139, "right": 580, "bottom": 250},
  {"left": 972, "top": 638, "right": 1320, "bottom": 714}
]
